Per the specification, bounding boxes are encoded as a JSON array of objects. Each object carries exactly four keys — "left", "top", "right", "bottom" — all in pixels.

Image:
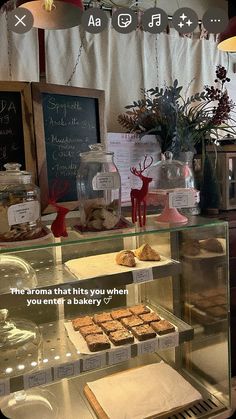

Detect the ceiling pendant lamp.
[
  {"left": 18, "top": 0, "right": 84, "bottom": 30},
  {"left": 218, "top": 16, "right": 236, "bottom": 52}
]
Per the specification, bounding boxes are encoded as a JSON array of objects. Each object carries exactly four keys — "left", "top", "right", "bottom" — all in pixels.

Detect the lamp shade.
[
  {"left": 19, "top": 0, "right": 83, "bottom": 29},
  {"left": 218, "top": 16, "right": 236, "bottom": 51}
]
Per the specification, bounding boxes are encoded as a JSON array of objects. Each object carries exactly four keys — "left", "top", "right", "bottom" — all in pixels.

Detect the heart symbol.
[{"left": 104, "top": 297, "right": 111, "bottom": 304}]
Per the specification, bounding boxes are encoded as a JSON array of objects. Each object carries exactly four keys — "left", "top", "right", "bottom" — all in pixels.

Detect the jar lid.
[
  {"left": 80, "top": 144, "right": 114, "bottom": 161},
  {"left": 0, "top": 163, "right": 32, "bottom": 185}
]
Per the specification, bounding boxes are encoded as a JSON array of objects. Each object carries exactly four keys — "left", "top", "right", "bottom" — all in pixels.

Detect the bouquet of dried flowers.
[{"left": 118, "top": 65, "right": 236, "bottom": 156}]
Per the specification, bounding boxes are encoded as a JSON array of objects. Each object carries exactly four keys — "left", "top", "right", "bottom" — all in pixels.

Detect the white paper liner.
[
  {"left": 65, "top": 252, "right": 173, "bottom": 279},
  {"left": 86, "top": 363, "right": 202, "bottom": 419}
]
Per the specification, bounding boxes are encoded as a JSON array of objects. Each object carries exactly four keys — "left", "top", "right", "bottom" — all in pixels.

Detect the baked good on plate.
[
  {"left": 80, "top": 324, "right": 103, "bottom": 337},
  {"left": 111, "top": 308, "right": 132, "bottom": 320},
  {"left": 101, "top": 320, "right": 125, "bottom": 334},
  {"left": 115, "top": 250, "right": 136, "bottom": 267},
  {"left": 85, "top": 334, "right": 111, "bottom": 352},
  {"left": 182, "top": 240, "right": 201, "bottom": 256},
  {"left": 134, "top": 243, "right": 161, "bottom": 261},
  {"left": 72, "top": 316, "right": 93, "bottom": 331},
  {"left": 121, "top": 315, "right": 144, "bottom": 329},
  {"left": 151, "top": 320, "right": 175, "bottom": 335},
  {"left": 140, "top": 312, "right": 161, "bottom": 323},
  {"left": 93, "top": 312, "right": 112, "bottom": 324},
  {"left": 109, "top": 330, "right": 134, "bottom": 346},
  {"left": 131, "top": 324, "right": 156, "bottom": 341},
  {"left": 200, "top": 238, "right": 224, "bottom": 253},
  {"left": 129, "top": 304, "right": 150, "bottom": 316}
]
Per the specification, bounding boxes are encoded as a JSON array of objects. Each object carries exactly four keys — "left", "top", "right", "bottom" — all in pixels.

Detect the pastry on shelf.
[
  {"left": 181, "top": 240, "right": 201, "bottom": 256},
  {"left": 129, "top": 304, "right": 150, "bottom": 316},
  {"left": 121, "top": 315, "right": 144, "bottom": 329},
  {"left": 109, "top": 329, "right": 134, "bottom": 346},
  {"left": 140, "top": 312, "right": 161, "bottom": 324},
  {"left": 72, "top": 316, "right": 93, "bottom": 331},
  {"left": 200, "top": 238, "right": 224, "bottom": 253},
  {"left": 115, "top": 250, "right": 136, "bottom": 267},
  {"left": 131, "top": 324, "right": 156, "bottom": 341},
  {"left": 79, "top": 324, "right": 103, "bottom": 338},
  {"left": 93, "top": 312, "right": 112, "bottom": 324},
  {"left": 101, "top": 320, "right": 125, "bottom": 334},
  {"left": 111, "top": 308, "right": 132, "bottom": 320},
  {"left": 85, "top": 334, "right": 111, "bottom": 352},
  {"left": 134, "top": 243, "right": 161, "bottom": 261},
  {"left": 151, "top": 319, "right": 175, "bottom": 335}
]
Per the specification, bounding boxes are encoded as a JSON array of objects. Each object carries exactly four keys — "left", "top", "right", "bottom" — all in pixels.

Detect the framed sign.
[
  {"left": 0, "top": 82, "right": 35, "bottom": 178},
  {"left": 32, "top": 83, "right": 105, "bottom": 213}
]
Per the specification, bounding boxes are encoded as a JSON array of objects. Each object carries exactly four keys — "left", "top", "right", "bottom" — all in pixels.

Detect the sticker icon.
[
  {"left": 172, "top": 8, "right": 198, "bottom": 34},
  {"left": 112, "top": 8, "right": 137, "bottom": 33},
  {"left": 202, "top": 8, "right": 228, "bottom": 34},
  {"left": 142, "top": 7, "right": 168, "bottom": 33}
]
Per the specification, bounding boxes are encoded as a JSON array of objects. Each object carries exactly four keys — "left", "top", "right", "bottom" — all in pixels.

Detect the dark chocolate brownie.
[
  {"left": 151, "top": 320, "right": 175, "bottom": 335},
  {"left": 131, "top": 324, "right": 156, "bottom": 341},
  {"left": 121, "top": 315, "right": 144, "bottom": 329},
  {"left": 109, "top": 330, "right": 134, "bottom": 346},
  {"left": 129, "top": 305, "right": 150, "bottom": 316},
  {"left": 93, "top": 312, "right": 112, "bottom": 324},
  {"left": 85, "top": 334, "right": 110, "bottom": 352},
  {"left": 80, "top": 324, "right": 103, "bottom": 337},
  {"left": 72, "top": 316, "right": 93, "bottom": 331},
  {"left": 139, "top": 312, "right": 161, "bottom": 324},
  {"left": 111, "top": 309, "right": 132, "bottom": 320},
  {"left": 101, "top": 320, "right": 125, "bottom": 334}
]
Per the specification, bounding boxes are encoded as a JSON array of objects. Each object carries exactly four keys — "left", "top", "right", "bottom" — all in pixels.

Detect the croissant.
[
  {"left": 200, "top": 238, "right": 224, "bottom": 254},
  {"left": 134, "top": 243, "right": 161, "bottom": 261},
  {"left": 115, "top": 250, "right": 136, "bottom": 267}
]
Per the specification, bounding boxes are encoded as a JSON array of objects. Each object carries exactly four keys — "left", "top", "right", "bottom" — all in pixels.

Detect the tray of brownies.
[{"left": 64, "top": 304, "right": 178, "bottom": 354}]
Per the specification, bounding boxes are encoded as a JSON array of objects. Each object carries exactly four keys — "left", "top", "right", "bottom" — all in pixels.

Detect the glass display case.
[{"left": 0, "top": 216, "right": 232, "bottom": 418}]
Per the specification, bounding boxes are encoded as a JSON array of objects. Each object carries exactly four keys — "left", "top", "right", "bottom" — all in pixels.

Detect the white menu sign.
[{"left": 107, "top": 133, "right": 160, "bottom": 204}]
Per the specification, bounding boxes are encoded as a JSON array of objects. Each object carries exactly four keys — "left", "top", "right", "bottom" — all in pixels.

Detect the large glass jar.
[
  {"left": 0, "top": 163, "right": 42, "bottom": 242},
  {"left": 77, "top": 145, "right": 121, "bottom": 231}
]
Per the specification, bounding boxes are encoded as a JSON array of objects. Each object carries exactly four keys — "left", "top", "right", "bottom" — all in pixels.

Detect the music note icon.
[{"left": 148, "top": 14, "right": 161, "bottom": 28}]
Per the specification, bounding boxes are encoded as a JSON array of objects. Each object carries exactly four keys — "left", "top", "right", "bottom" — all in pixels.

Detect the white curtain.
[
  {"left": 0, "top": 11, "right": 39, "bottom": 81},
  {"left": 45, "top": 21, "right": 232, "bottom": 132}
]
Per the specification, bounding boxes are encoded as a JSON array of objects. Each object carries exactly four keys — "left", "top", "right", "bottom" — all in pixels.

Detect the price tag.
[
  {"left": 158, "top": 332, "right": 179, "bottom": 350},
  {"left": 8, "top": 201, "right": 40, "bottom": 226},
  {"left": 132, "top": 268, "right": 153, "bottom": 284},
  {"left": 93, "top": 173, "right": 120, "bottom": 190},
  {"left": 137, "top": 338, "right": 158, "bottom": 355},
  {"left": 108, "top": 346, "right": 131, "bottom": 365},
  {"left": 0, "top": 379, "right": 10, "bottom": 397},
  {"left": 24, "top": 369, "right": 52, "bottom": 389},
  {"left": 53, "top": 361, "right": 80, "bottom": 380},
  {"left": 169, "top": 190, "right": 197, "bottom": 209},
  {"left": 82, "top": 353, "right": 106, "bottom": 372}
]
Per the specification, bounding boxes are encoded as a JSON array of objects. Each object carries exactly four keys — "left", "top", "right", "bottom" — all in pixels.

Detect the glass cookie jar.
[
  {"left": 77, "top": 145, "right": 121, "bottom": 231},
  {"left": 0, "top": 163, "right": 42, "bottom": 242}
]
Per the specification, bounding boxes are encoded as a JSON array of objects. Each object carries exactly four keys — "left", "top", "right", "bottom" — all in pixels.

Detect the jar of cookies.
[
  {"left": 0, "top": 163, "right": 42, "bottom": 242},
  {"left": 77, "top": 145, "right": 121, "bottom": 231}
]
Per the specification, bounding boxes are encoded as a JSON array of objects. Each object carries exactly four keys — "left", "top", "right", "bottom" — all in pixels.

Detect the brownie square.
[
  {"left": 139, "top": 312, "right": 161, "bottom": 324},
  {"left": 80, "top": 324, "right": 103, "bottom": 338},
  {"left": 85, "top": 334, "right": 110, "bottom": 352},
  {"left": 212, "top": 296, "right": 226, "bottom": 306},
  {"left": 111, "top": 309, "right": 132, "bottom": 320},
  {"left": 93, "top": 312, "right": 112, "bottom": 325},
  {"left": 129, "top": 305, "right": 150, "bottom": 316},
  {"left": 206, "top": 306, "right": 227, "bottom": 318},
  {"left": 151, "top": 320, "right": 175, "bottom": 335},
  {"left": 72, "top": 316, "right": 93, "bottom": 331},
  {"left": 195, "top": 299, "right": 215, "bottom": 310},
  {"left": 109, "top": 330, "right": 134, "bottom": 346},
  {"left": 121, "top": 315, "right": 144, "bottom": 329},
  {"left": 101, "top": 320, "right": 125, "bottom": 334},
  {"left": 131, "top": 324, "right": 156, "bottom": 341}
]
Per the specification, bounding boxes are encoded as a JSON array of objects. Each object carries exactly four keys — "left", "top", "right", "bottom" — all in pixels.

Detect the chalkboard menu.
[
  {"left": 0, "top": 82, "right": 35, "bottom": 176},
  {"left": 32, "top": 83, "right": 105, "bottom": 213}
]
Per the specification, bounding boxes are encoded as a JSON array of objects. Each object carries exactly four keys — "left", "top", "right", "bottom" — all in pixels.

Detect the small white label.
[
  {"left": 82, "top": 353, "right": 106, "bottom": 372},
  {"left": 8, "top": 201, "right": 40, "bottom": 226},
  {"left": 108, "top": 346, "right": 131, "bottom": 365},
  {"left": 132, "top": 268, "right": 153, "bottom": 284},
  {"left": 53, "top": 361, "right": 80, "bottom": 380},
  {"left": 92, "top": 172, "right": 120, "bottom": 191},
  {"left": 169, "top": 191, "right": 198, "bottom": 209},
  {"left": 158, "top": 332, "right": 179, "bottom": 350},
  {"left": 137, "top": 338, "right": 158, "bottom": 355},
  {"left": 24, "top": 369, "right": 52, "bottom": 389},
  {"left": 0, "top": 379, "right": 10, "bottom": 397}
]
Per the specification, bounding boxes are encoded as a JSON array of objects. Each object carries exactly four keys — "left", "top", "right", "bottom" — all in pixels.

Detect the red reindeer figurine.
[{"left": 130, "top": 155, "right": 153, "bottom": 227}]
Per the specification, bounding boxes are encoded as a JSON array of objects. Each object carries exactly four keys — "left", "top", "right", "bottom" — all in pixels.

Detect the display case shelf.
[{"left": 1, "top": 305, "right": 194, "bottom": 394}]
